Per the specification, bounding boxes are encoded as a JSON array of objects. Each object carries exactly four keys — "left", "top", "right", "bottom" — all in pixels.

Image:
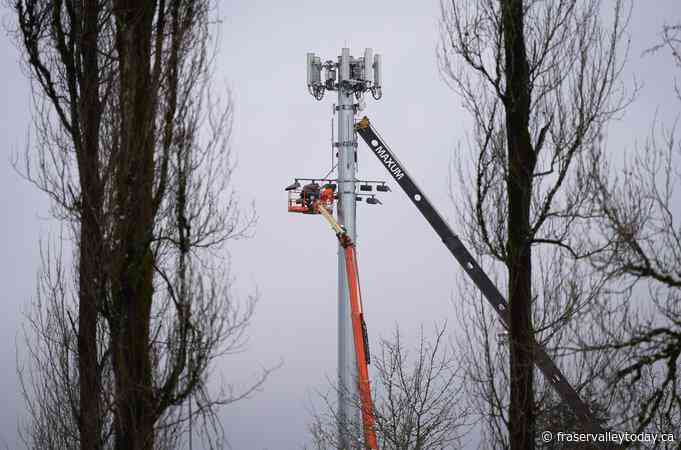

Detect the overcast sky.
[{"left": 1, "top": 1, "right": 680, "bottom": 449}]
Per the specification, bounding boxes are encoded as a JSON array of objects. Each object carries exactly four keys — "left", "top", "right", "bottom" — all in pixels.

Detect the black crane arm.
[{"left": 355, "top": 116, "right": 614, "bottom": 446}]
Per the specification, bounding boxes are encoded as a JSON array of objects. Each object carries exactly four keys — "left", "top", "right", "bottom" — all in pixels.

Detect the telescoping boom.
[
  {"left": 285, "top": 180, "right": 379, "bottom": 449},
  {"left": 317, "top": 203, "right": 379, "bottom": 450},
  {"left": 355, "top": 116, "right": 615, "bottom": 448}
]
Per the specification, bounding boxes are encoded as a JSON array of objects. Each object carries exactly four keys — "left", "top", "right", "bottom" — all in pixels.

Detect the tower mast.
[{"left": 306, "top": 47, "right": 382, "bottom": 447}]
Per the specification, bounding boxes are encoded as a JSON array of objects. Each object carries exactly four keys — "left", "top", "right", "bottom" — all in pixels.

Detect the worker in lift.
[
  {"left": 320, "top": 183, "right": 336, "bottom": 203},
  {"left": 301, "top": 182, "right": 321, "bottom": 211}
]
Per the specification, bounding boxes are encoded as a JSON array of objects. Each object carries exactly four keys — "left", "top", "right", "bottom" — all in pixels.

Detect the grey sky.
[{"left": 1, "top": 1, "right": 680, "bottom": 449}]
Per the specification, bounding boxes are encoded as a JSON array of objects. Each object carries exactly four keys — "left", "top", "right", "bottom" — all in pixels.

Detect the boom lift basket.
[{"left": 287, "top": 182, "right": 336, "bottom": 214}]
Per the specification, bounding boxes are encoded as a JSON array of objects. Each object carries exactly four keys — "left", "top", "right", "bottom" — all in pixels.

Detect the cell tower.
[{"left": 306, "top": 48, "right": 382, "bottom": 448}]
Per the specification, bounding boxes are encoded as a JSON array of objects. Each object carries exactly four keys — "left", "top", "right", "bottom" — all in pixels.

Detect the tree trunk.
[
  {"left": 110, "top": 2, "right": 158, "bottom": 449},
  {"left": 78, "top": 0, "right": 104, "bottom": 448},
  {"left": 500, "top": 0, "right": 536, "bottom": 449}
]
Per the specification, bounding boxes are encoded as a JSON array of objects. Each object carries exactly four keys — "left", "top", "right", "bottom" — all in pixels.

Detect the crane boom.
[
  {"left": 318, "top": 204, "right": 379, "bottom": 450},
  {"left": 355, "top": 116, "right": 614, "bottom": 447}
]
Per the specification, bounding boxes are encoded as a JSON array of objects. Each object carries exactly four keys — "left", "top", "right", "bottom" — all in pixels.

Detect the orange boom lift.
[{"left": 287, "top": 182, "right": 379, "bottom": 450}]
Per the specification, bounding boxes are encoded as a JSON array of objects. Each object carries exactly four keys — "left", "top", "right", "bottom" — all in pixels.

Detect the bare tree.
[
  {"left": 11, "top": 1, "right": 269, "bottom": 449},
  {"left": 439, "top": 0, "right": 631, "bottom": 447},
  {"left": 574, "top": 23, "right": 681, "bottom": 438},
  {"left": 449, "top": 256, "right": 613, "bottom": 450},
  {"left": 307, "top": 324, "right": 470, "bottom": 450}
]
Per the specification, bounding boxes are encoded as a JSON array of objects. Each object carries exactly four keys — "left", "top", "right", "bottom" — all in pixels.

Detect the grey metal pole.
[
  {"left": 336, "top": 47, "right": 358, "bottom": 449},
  {"left": 306, "top": 47, "right": 382, "bottom": 448}
]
